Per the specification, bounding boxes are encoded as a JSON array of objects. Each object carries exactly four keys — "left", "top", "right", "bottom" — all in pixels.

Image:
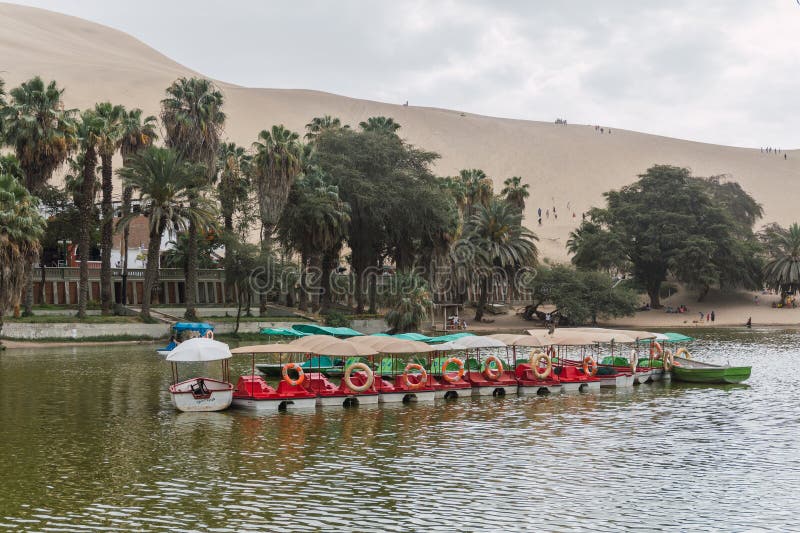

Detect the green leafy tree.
[
  {"left": 501, "top": 176, "right": 530, "bottom": 213},
  {"left": 277, "top": 173, "right": 350, "bottom": 312},
  {"left": 0, "top": 173, "right": 46, "bottom": 338},
  {"left": 161, "top": 77, "right": 225, "bottom": 321},
  {"left": 116, "top": 147, "right": 214, "bottom": 321},
  {"left": 761, "top": 223, "right": 800, "bottom": 295},
  {"left": 569, "top": 165, "right": 762, "bottom": 307},
  {"left": 521, "top": 265, "right": 638, "bottom": 325},
  {"left": 458, "top": 169, "right": 493, "bottom": 217},
  {"left": 1, "top": 77, "right": 77, "bottom": 314},
  {"left": 216, "top": 142, "right": 252, "bottom": 233},
  {"left": 94, "top": 102, "right": 126, "bottom": 314},
  {"left": 464, "top": 199, "right": 538, "bottom": 321}
]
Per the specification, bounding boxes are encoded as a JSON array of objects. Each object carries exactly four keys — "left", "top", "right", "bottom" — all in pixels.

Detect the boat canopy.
[
  {"left": 450, "top": 335, "right": 507, "bottom": 349},
  {"left": 392, "top": 332, "right": 436, "bottom": 342},
  {"left": 349, "top": 336, "right": 436, "bottom": 353},
  {"left": 173, "top": 322, "right": 214, "bottom": 334},
  {"left": 427, "top": 332, "right": 474, "bottom": 344},
  {"left": 288, "top": 335, "right": 377, "bottom": 356},
  {"left": 166, "top": 337, "right": 231, "bottom": 361},
  {"left": 290, "top": 324, "right": 364, "bottom": 337},
  {"left": 662, "top": 332, "right": 695, "bottom": 342},
  {"left": 260, "top": 327, "right": 310, "bottom": 337}
]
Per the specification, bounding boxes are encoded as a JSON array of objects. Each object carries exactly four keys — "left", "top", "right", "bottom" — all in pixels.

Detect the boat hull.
[
  {"left": 518, "top": 384, "right": 562, "bottom": 396},
  {"left": 379, "top": 390, "right": 436, "bottom": 403},
  {"left": 672, "top": 366, "right": 751, "bottom": 384},
  {"left": 231, "top": 396, "right": 316, "bottom": 411},
  {"left": 597, "top": 374, "right": 634, "bottom": 388},
  {"left": 317, "top": 393, "right": 380, "bottom": 407},
  {"left": 169, "top": 378, "right": 233, "bottom": 412},
  {"left": 634, "top": 370, "right": 652, "bottom": 384},
  {"left": 471, "top": 384, "right": 518, "bottom": 396},
  {"left": 560, "top": 381, "right": 601, "bottom": 393}
]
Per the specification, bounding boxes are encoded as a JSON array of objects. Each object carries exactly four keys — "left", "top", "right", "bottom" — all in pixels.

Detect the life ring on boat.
[
  {"left": 531, "top": 352, "right": 552, "bottom": 380},
  {"left": 281, "top": 362, "right": 305, "bottom": 387},
  {"left": 482, "top": 355, "right": 503, "bottom": 381},
  {"left": 675, "top": 347, "right": 692, "bottom": 360},
  {"left": 650, "top": 342, "right": 663, "bottom": 359},
  {"left": 441, "top": 357, "right": 465, "bottom": 383},
  {"left": 663, "top": 350, "right": 674, "bottom": 371},
  {"left": 343, "top": 362, "right": 374, "bottom": 393},
  {"left": 403, "top": 363, "right": 428, "bottom": 390},
  {"left": 205, "top": 330, "right": 214, "bottom": 339},
  {"left": 583, "top": 355, "right": 598, "bottom": 376},
  {"left": 629, "top": 350, "right": 638, "bottom": 372}
]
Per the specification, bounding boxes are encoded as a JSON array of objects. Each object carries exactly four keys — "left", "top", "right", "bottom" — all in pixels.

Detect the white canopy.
[
  {"left": 451, "top": 335, "right": 507, "bottom": 349},
  {"left": 166, "top": 337, "right": 232, "bottom": 362},
  {"left": 348, "top": 336, "right": 436, "bottom": 353}
]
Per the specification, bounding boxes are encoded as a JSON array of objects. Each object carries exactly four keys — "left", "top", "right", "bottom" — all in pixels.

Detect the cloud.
[{"left": 10, "top": 0, "right": 800, "bottom": 148}]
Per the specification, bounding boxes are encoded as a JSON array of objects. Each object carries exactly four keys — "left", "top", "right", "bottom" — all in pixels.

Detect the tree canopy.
[{"left": 568, "top": 165, "right": 762, "bottom": 306}]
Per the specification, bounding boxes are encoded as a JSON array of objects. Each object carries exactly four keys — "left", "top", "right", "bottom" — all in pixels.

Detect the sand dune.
[{"left": 1, "top": 3, "right": 797, "bottom": 262}]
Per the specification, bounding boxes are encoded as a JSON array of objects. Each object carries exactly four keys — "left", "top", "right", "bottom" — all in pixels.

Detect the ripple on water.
[{"left": 1, "top": 332, "right": 800, "bottom": 530}]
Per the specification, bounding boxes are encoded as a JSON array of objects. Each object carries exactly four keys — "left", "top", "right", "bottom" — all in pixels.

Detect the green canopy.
[
  {"left": 393, "top": 332, "right": 436, "bottom": 342},
  {"left": 260, "top": 327, "right": 309, "bottom": 337},
  {"left": 662, "top": 332, "right": 694, "bottom": 342},
  {"left": 291, "top": 324, "right": 364, "bottom": 338},
  {"left": 426, "top": 332, "right": 474, "bottom": 344}
]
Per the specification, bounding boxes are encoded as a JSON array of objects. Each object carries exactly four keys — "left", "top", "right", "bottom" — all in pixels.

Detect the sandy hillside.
[{"left": 1, "top": 3, "right": 798, "bottom": 262}]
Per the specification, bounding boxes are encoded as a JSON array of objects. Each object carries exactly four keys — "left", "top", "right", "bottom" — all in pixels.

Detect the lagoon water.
[{"left": 1, "top": 329, "right": 798, "bottom": 531}]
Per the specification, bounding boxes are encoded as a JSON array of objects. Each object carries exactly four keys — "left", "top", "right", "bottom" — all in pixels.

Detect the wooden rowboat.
[{"left": 671, "top": 356, "right": 751, "bottom": 384}]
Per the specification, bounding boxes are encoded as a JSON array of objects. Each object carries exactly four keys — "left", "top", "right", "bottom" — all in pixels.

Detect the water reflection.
[{"left": 1, "top": 330, "right": 799, "bottom": 530}]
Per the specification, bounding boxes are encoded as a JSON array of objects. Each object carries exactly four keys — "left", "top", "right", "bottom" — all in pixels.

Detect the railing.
[{"left": 34, "top": 267, "right": 225, "bottom": 282}]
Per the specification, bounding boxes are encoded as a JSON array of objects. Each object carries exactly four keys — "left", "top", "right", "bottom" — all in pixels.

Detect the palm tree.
[
  {"left": 385, "top": 272, "right": 432, "bottom": 333},
  {"left": 458, "top": 169, "right": 493, "bottom": 217},
  {"left": 161, "top": 77, "right": 225, "bottom": 320},
  {"left": 464, "top": 199, "right": 538, "bottom": 321},
  {"left": 216, "top": 142, "right": 252, "bottom": 233},
  {"left": 763, "top": 223, "right": 800, "bottom": 296},
  {"left": 305, "top": 115, "right": 348, "bottom": 142},
  {"left": 0, "top": 77, "right": 6, "bottom": 137},
  {"left": 359, "top": 116, "right": 401, "bottom": 134},
  {"left": 501, "top": 176, "right": 530, "bottom": 213},
  {"left": 94, "top": 102, "right": 126, "bottom": 315},
  {"left": 252, "top": 125, "right": 303, "bottom": 248},
  {"left": 74, "top": 110, "right": 104, "bottom": 318},
  {"left": 0, "top": 173, "right": 46, "bottom": 339},
  {"left": 277, "top": 173, "right": 350, "bottom": 311},
  {"left": 1, "top": 77, "right": 76, "bottom": 314},
  {"left": 118, "top": 108, "right": 158, "bottom": 305},
  {"left": 117, "top": 147, "right": 214, "bottom": 321}
]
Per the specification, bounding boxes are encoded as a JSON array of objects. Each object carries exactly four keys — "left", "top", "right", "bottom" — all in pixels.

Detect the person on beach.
[
  {"left": 706, "top": 313, "right": 710, "bottom": 322},
  {"left": 699, "top": 311, "right": 704, "bottom": 321},
  {"left": 711, "top": 310, "right": 715, "bottom": 322},
  {"left": 754, "top": 295, "right": 759, "bottom": 305},
  {"left": 746, "top": 317, "right": 752, "bottom": 328},
  {"left": 538, "top": 217, "right": 542, "bottom": 225}
]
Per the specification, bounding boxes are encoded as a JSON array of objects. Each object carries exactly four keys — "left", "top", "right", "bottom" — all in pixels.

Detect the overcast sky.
[{"left": 12, "top": 0, "right": 800, "bottom": 148}]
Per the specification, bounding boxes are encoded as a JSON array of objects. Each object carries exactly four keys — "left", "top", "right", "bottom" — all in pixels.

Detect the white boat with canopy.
[{"left": 165, "top": 337, "right": 234, "bottom": 412}]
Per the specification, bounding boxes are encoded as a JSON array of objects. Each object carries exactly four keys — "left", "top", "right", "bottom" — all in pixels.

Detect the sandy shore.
[{"left": 464, "top": 287, "right": 800, "bottom": 333}]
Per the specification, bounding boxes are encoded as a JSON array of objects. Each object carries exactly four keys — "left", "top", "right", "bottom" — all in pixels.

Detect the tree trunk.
[
  {"left": 141, "top": 226, "right": 163, "bottom": 321},
  {"left": 298, "top": 252, "right": 309, "bottom": 312},
  {"left": 100, "top": 154, "right": 114, "bottom": 315},
  {"left": 320, "top": 250, "right": 336, "bottom": 313},
  {"left": 234, "top": 281, "right": 243, "bottom": 334},
  {"left": 647, "top": 282, "right": 662, "bottom": 309},
  {"left": 22, "top": 265, "right": 34, "bottom": 316},
  {"left": 696, "top": 284, "right": 710, "bottom": 302},
  {"left": 77, "top": 146, "right": 97, "bottom": 319},
  {"left": 474, "top": 276, "right": 490, "bottom": 322},
  {"left": 368, "top": 271, "right": 377, "bottom": 315},
  {"left": 120, "top": 185, "right": 132, "bottom": 306},
  {"left": 184, "top": 218, "right": 199, "bottom": 321}
]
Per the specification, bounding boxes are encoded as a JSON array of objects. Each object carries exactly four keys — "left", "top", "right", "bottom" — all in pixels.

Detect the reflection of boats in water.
[{"left": 166, "top": 337, "right": 234, "bottom": 412}]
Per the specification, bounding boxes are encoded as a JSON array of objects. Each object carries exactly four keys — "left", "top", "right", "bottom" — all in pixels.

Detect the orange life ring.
[
  {"left": 281, "top": 362, "right": 305, "bottom": 387},
  {"left": 650, "top": 341, "right": 663, "bottom": 359},
  {"left": 583, "top": 355, "right": 598, "bottom": 376},
  {"left": 344, "top": 362, "right": 374, "bottom": 393},
  {"left": 531, "top": 352, "right": 552, "bottom": 380},
  {"left": 205, "top": 330, "right": 214, "bottom": 339},
  {"left": 441, "top": 357, "right": 465, "bottom": 383},
  {"left": 403, "top": 363, "right": 428, "bottom": 390},
  {"left": 482, "top": 355, "right": 503, "bottom": 381}
]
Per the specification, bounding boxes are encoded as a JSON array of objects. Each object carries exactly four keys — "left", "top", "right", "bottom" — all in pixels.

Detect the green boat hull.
[{"left": 672, "top": 365, "right": 751, "bottom": 384}]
